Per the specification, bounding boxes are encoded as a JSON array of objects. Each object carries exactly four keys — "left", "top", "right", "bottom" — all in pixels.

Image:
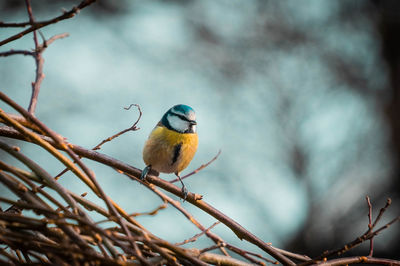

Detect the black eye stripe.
[
  {"left": 170, "top": 111, "right": 191, "bottom": 122},
  {"left": 178, "top": 114, "right": 190, "bottom": 122}
]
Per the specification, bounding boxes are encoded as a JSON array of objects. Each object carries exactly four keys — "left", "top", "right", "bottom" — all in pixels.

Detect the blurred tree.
[{"left": 286, "top": 0, "right": 400, "bottom": 258}]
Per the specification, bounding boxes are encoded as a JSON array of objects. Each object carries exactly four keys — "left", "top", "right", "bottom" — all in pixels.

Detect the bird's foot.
[
  {"left": 181, "top": 185, "right": 188, "bottom": 202},
  {"left": 140, "top": 165, "right": 151, "bottom": 181}
]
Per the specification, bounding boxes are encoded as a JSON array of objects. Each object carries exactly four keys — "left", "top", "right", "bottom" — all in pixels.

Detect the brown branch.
[
  {"left": 25, "top": 0, "right": 41, "bottom": 115},
  {"left": 0, "top": 21, "right": 32, "bottom": 27},
  {"left": 0, "top": 125, "right": 296, "bottom": 266},
  {"left": 0, "top": 50, "right": 34, "bottom": 57},
  {"left": 365, "top": 196, "right": 373, "bottom": 257},
  {"left": 129, "top": 201, "right": 167, "bottom": 217},
  {"left": 2, "top": 120, "right": 398, "bottom": 265},
  {"left": 0, "top": 101, "right": 146, "bottom": 263},
  {"left": 28, "top": 27, "right": 69, "bottom": 115},
  {"left": 150, "top": 238, "right": 208, "bottom": 266},
  {"left": 224, "top": 244, "right": 273, "bottom": 265},
  {"left": 316, "top": 256, "right": 400, "bottom": 266},
  {"left": 191, "top": 248, "right": 256, "bottom": 266},
  {"left": 0, "top": 162, "right": 130, "bottom": 259},
  {"left": 0, "top": 0, "right": 96, "bottom": 47},
  {"left": 48, "top": 102, "right": 141, "bottom": 191},
  {"left": 37, "top": 33, "right": 69, "bottom": 51},
  {"left": 176, "top": 221, "right": 220, "bottom": 246},
  {"left": 93, "top": 103, "right": 142, "bottom": 151},
  {"left": 136, "top": 176, "right": 231, "bottom": 257},
  {"left": 0, "top": 110, "right": 98, "bottom": 195},
  {"left": 269, "top": 245, "right": 310, "bottom": 262},
  {"left": 25, "top": 0, "right": 37, "bottom": 44},
  {"left": 0, "top": 31, "right": 68, "bottom": 114},
  {"left": 0, "top": 248, "right": 20, "bottom": 264},
  {"left": 372, "top": 198, "right": 392, "bottom": 229},
  {"left": 132, "top": 168, "right": 280, "bottom": 266},
  {"left": 0, "top": 170, "right": 91, "bottom": 251},
  {"left": 300, "top": 198, "right": 400, "bottom": 266},
  {"left": 170, "top": 149, "right": 221, "bottom": 183},
  {"left": 0, "top": 115, "right": 45, "bottom": 134}
]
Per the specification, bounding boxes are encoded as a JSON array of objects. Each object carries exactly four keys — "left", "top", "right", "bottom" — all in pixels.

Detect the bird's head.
[{"left": 161, "top": 104, "right": 197, "bottom": 133}]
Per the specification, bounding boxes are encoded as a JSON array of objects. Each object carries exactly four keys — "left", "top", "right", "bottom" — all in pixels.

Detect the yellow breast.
[{"left": 142, "top": 126, "right": 198, "bottom": 174}]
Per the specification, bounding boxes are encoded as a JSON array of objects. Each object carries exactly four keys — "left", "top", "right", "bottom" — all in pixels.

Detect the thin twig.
[
  {"left": 176, "top": 221, "right": 220, "bottom": 246},
  {"left": 269, "top": 245, "right": 310, "bottom": 262},
  {"left": 25, "top": 0, "right": 41, "bottom": 115},
  {"left": 300, "top": 198, "right": 400, "bottom": 266},
  {"left": 0, "top": 21, "right": 32, "bottom": 27},
  {"left": 365, "top": 196, "right": 373, "bottom": 257},
  {"left": 224, "top": 244, "right": 272, "bottom": 265},
  {"left": 170, "top": 150, "right": 221, "bottom": 183},
  {"left": 47, "top": 102, "right": 141, "bottom": 190},
  {"left": 0, "top": 0, "right": 96, "bottom": 47},
  {"left": 93, "top": 103, "right": 142, "bottom": 150},
  {"left": 0, "top": 50, "right": 34, "bottom": 57},
  {"left": 37, "top": 33, "right": 69, "bottom": 51},
  {"left": 135, "top": 175, "right": 230, "bottom": 256},
  {"left": 371, "top": 198, "right": 392, "bottom": 229},
  {"left": 315, "top": 256, "right": 400, "bottom": 266}
]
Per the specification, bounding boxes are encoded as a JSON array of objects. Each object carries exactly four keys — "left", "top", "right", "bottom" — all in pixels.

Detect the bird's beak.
[{"left": 189, "top": 120, "right": 197, "bottom": 125}]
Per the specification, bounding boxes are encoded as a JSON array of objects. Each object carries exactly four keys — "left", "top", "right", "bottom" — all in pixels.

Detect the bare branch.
[
  {"left": 0, "top": 50, "right": 34, "bottom": 57},
  {"left": 0, "top": 21, "right": 32, "bottom": 27},
  {"left": 365, "top": 196, "right": 374, "bottom": 257},
  {"left": 0, "top": 0, "right": 96, "bottom": 47},
  {"left": 176, "top": 221, "right": 220, "bottom": 246},
  {"left": 316, "top": 256, "right": 400, "bottom": 266},
  {"left": 300, "top": 198, "right": 400, "bottom": 266},
  {"left": 372, "top": 198, "right": 392, "bottom": 229},
  {"left": 25, "top": 0, "right": 41, "bottom": 115},
  {"left": 170, "top": 149, "right": 221, "bottom": 183},
  {"left": 0, "top": 120, "right": 296, "bottom": 265},
  {"left": 93, "top": 103, "right": 142, "bottom": 151}
]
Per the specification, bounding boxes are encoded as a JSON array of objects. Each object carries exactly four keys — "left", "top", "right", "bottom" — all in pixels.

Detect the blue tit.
[{"left": 141, "top": 104, "right": 198, "bottom": 200}]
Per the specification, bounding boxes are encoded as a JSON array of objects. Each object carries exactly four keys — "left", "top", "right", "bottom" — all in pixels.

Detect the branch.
[
  {"left": 176, "top": 221, "right": 220, "bottom": 246},
  {"left": 0, "top": 49, "right": 34, "bottom": 57},
  {"left": 191, "top": 249, "right": 256, "bottom": 266},
  {"left": 169, "top": 150, "right": 221, "bottom": 183},
  {"left": 365, "top": 196, "right": 373, "bottom": 257},
  {"left": 0, "top": 124, "right": 296, "bottom": 266},
  {"left": 0, "top": 21, "right": 32, "bottom": 27},
  {"left": 25, "top": 0, "right": 41, "bottom": 115},
  {"left": 372, "top": 198, "right": 392, "bottom": 229},
  {"left": 0, "top": 0, "right": 96, "bottom": 47},
  {"left": 0, "top": 98, "right": 147, "bottom": 263},
  {"left": 224, "top": 244, "right": 276, "bottom": 265},
  {"left": 316, "top": 256, "right": 400, "bottom": 266},
  {"left": 138, "top": 177, "right": 231, "bottom": 257},
  {"left": 93, "top": 103, "right": 142, "bottom": 151},
  {"left": 300, "top": 197, "right": 400, "bottom": 265}
]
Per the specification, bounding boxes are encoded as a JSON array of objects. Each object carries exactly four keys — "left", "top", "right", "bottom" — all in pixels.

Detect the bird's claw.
[
  {"left": 181, "top": 186, "right": 188, "bottom": 202},
  {"left": 140, "top": 165, "right": 150, "bottom": 181}
]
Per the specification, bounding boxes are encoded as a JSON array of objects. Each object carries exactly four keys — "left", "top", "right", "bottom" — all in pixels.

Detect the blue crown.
[{"left": 171, "top": 104, "right": 195, "bottom": 116}]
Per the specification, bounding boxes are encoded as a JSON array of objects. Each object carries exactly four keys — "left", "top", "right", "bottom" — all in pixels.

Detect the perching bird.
[{"left": 141, "top": 104, "right": 198, "bottom": 200}]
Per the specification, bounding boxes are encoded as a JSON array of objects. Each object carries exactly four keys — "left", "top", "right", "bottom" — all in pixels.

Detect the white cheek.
[
  {"left": 191, "top": 125, "right": 197, "bottom": 133},
  {"left": 167, "top": 114, "right": 188, "bottom": 132}
]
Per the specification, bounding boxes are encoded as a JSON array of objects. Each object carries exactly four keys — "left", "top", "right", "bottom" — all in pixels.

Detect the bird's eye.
[{"left": 177, "top": 114, "right": 189, "bottom": 122}]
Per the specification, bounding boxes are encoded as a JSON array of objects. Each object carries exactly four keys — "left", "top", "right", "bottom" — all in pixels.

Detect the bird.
[{"left": 141, "top": 104, "right": 198, "bottom": 200}]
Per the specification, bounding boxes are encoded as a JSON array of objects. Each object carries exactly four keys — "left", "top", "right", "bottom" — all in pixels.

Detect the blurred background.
[{"left": 1, "top": 0, "right": 399, "bottom": 260}]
